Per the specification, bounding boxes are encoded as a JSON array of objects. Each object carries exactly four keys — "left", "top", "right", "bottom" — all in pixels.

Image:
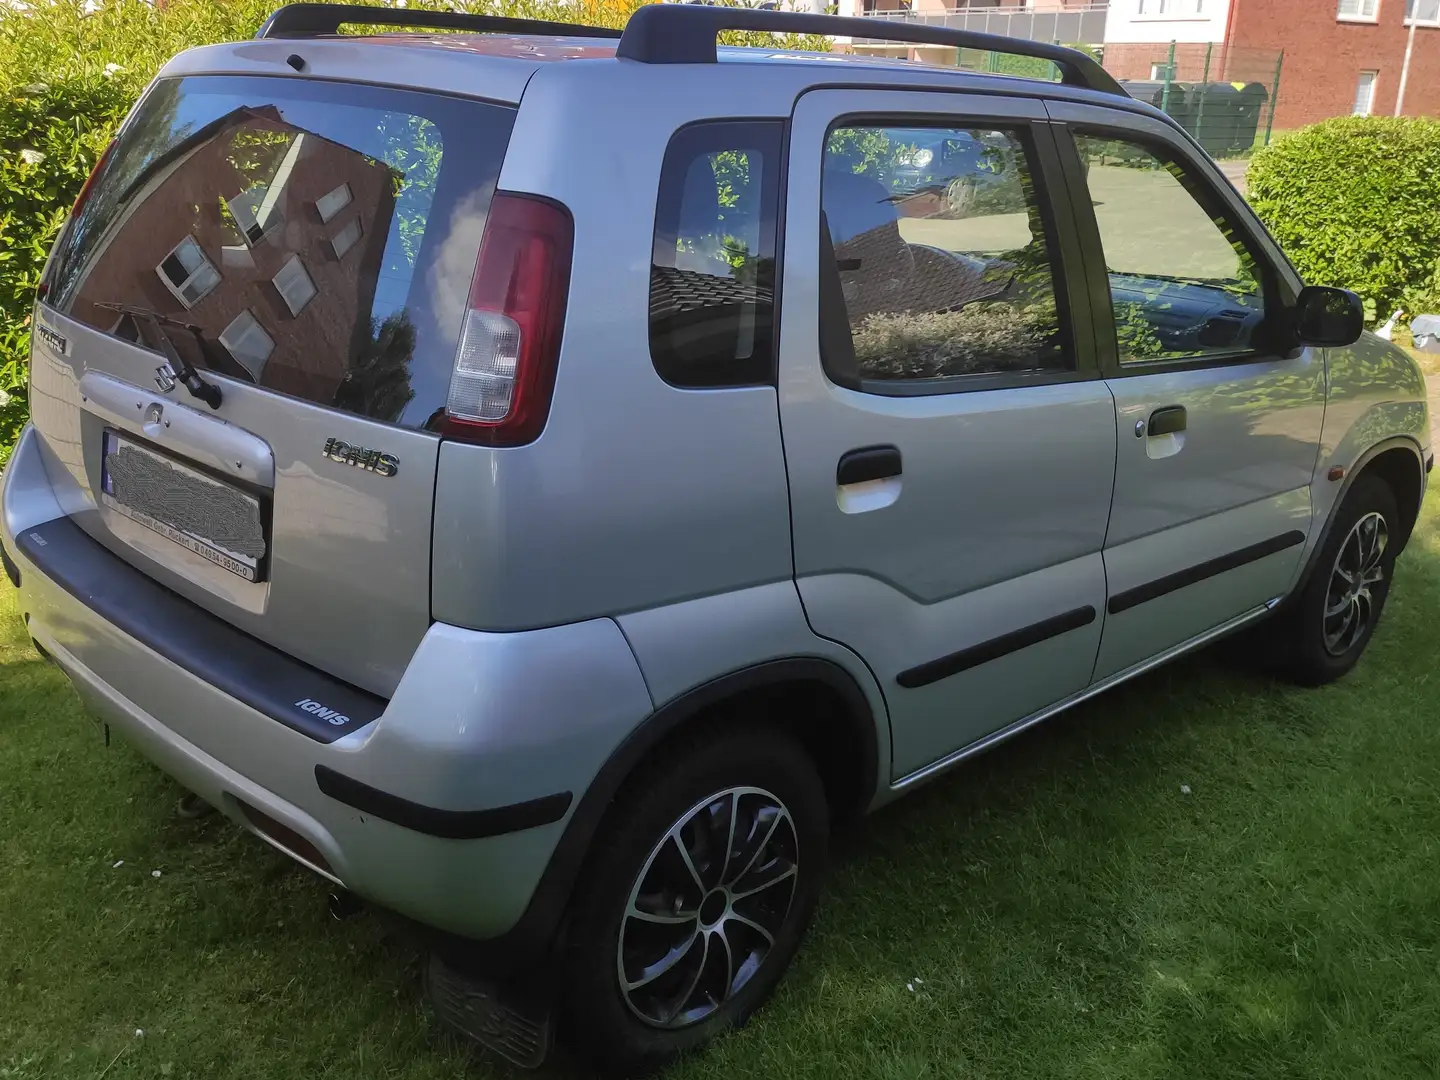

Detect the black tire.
[
  {"left": 1271, "top": 474, "right": 1399, "bottom": 686},
  {"left": 559, "top": 727, "right": 829, "bottom": 1075}
]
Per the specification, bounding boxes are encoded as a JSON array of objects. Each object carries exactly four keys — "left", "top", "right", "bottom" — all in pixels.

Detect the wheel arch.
[
  {"left": 438, "top": 658, "right": 882, "bottom": 978},
  {"left": 1302, "top": 436, "right": 1427, "bottom": 588}
]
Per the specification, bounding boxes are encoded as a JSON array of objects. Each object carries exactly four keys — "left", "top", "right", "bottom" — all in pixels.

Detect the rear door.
[
  {"left": 30, "top": 74, "right": 515, "bottom": 695},
  {"left": 778, "top": 89, "right": 1117, "bottom": 782},
  {"left": 1045, "top": 102, "right": 1324, "bottom": 680}
]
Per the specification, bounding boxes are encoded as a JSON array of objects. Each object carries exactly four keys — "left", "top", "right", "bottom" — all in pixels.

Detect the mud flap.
[{"left": 426, "top": 953, "right": 553, "bottom": 1069}]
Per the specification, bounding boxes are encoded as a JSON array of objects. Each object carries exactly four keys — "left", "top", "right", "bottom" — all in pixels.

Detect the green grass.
[{"left": 7, "top": 500, "right": 1440, "bottom": 1079}]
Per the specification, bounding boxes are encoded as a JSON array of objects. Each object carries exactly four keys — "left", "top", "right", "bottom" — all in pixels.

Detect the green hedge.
[
  {"left": 0, "top": 0, "right": 824, "bottom": 468},
  {"left": 1249, "top": 116, "right": 1440, "bottom": 327}
]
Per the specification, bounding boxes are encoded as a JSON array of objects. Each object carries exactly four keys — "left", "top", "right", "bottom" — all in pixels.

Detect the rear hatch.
[{"left": 30, "top": 72, "right": 516, "bottom": 696}]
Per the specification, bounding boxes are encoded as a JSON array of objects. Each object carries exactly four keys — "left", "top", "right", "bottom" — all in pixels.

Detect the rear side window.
[
  {"left": 649, "top": 121, "right": 783, "bottom": 387},
  {"left": 44, "top": 75, "right": 516, "bottom": 431}
]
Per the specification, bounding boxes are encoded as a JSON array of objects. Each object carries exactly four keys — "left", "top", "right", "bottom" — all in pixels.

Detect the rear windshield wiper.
[{"left": 94, "top": 303, "right": 223, "bottom": 410}]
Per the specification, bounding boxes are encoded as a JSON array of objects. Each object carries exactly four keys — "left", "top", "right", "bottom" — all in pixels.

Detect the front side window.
[
  {"left": 1073, "top": 134, "right": 1267, "bottom": 366},
  {"left": 820, "top": 123, "right": 1068, "bottom": 388},
  {"left": 649, "top": 121, "right": 783, "bottom": 388}
]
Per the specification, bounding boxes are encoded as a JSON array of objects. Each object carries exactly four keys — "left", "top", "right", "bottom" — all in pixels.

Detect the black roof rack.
[
  {"left": 255, "top": 3, "right": 623, "bottom": 41},
  {"left": 615, "top": 4, "right": 1124, "bottom": 97}
]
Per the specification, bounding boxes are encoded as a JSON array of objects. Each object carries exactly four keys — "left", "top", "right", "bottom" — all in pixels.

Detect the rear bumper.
[{"left": 2, "top": 424, "right": 654, "bottom": 948}]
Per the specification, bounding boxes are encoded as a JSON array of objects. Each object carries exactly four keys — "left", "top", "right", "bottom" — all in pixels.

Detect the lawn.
[{"left": 6, "top": 499, "right": 1440, "bottom": 1080}]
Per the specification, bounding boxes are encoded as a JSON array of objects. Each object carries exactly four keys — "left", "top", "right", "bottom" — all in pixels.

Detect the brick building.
[
  {"left": 1102, "top": 0, "right": 1440, "bottom": 129},
  {"left": 70, "top": 106, "right": 397, "bottom": 406}
]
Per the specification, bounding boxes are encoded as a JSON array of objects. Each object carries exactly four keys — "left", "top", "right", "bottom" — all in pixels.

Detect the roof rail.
[
  {"left": 255, "top": 3, "right": 623, "bottom": 41},
  {"left": 615, "top": 4, "right": 1124, "bottom": 97}
]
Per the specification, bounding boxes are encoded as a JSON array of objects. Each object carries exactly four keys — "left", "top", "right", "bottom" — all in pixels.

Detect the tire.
[
  {"left": 1271, "top": 474, "right": 1399, "bottom": 686},
  {"left": 559, "top": 727, "right": 829, "bottom": 1075}
]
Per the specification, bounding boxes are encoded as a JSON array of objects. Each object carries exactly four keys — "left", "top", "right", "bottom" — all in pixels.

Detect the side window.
[
  {"left": 650, "top": 121, "right": 783, "bottom": 387},
  {"left": 1072, "top": 133, "right": 1267, "bottom": 365},
  {"left": 819, "top": 123, "right": 1069, "bottom": 389}
]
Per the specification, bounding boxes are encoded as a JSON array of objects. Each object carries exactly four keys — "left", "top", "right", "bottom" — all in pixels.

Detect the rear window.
[{"left": 44, "top": 75, "right": 515, "bottom": 431}]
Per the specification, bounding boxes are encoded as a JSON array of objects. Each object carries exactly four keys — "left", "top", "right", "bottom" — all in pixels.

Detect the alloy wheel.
[
  {"left": 616, "top": 786, "right": 799, "bottom": 1029},
  {"left": 1323, "top": 510, "right": 1388, "bottom": 656}
]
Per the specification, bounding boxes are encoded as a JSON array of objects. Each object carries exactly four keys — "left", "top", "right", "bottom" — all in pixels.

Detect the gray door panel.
[
  {"left": 779, "top": 89, "right": 1116, "bottom": 780},
  {"left": 1045, "top": 103, "right": 1323, "bottom": 677}
]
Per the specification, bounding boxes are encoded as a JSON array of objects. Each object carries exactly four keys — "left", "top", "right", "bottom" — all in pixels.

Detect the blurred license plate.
[{"left": 100, "top": 430, "right": 266, "bottom": 582}]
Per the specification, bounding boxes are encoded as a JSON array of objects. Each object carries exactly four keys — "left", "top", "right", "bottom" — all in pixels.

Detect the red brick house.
[{"left": 1102, "top": 0, "right": 1440, "bottom": 129}]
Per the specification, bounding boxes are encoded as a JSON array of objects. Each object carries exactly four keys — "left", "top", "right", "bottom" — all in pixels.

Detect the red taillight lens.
[
  {"left": 72, "top": 139, "right": 116, "bottom": 217},
  {"left": 440, "top": 192, "right": 574, "bottom": 447},
  {"left": 40, "top": 140, "right": 116, "bottom": 302}
]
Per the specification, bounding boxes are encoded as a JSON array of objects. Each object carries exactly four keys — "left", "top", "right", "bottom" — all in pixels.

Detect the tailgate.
[{"left": 29, "top": 73, "right": 517, "bottom": 696}]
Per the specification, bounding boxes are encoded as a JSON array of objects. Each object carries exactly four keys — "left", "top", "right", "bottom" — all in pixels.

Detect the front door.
[
  {"left": 778, "top": 89, "right": 1117, "bottom": 782},
  {"left": 1046, "top": 103, "right": 1325, "bottom": 680}
]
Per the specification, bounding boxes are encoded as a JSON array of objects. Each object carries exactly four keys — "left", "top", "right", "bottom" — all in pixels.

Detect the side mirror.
[{"left": 1294, "top": 285, "right": 1364, "bottom": 348}]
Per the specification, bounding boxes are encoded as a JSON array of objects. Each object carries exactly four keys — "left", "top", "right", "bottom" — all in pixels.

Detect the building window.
[
  {"left": 1407, "top": 0, "right": 1440, "bottom": 24},
  {"left": 331, "top": 217, "right": 363, "bottom": 258},
  {"left": 155, "top": 236, "right": 220, "bottom": 308},
  {"left": 219, "top": 310, "right": 275, "bottom": 381},
  {"left": 227, "top": 187, "right": 284, "bottom": 246},
  {"left": 1354, "top": 70, "right": 1378, "bottom": 115},
  {"left": 272, "top": 254, "right": 317, "bottom": 315},
  {"left": 1151, "top": 62, "right": 1177, "bottom": 80},
  {"left": 1338, "top": 0, "right": 1380, "bottom": 19},
  {"left": 316, "top": 183, "right": 353, "bottom": 223}
]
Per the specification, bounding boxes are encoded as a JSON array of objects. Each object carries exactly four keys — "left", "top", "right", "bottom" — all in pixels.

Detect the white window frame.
[
  {"left": 1338, "top": 0, "right": 1380, "bottom": 22},
  {"left": 1406, "top": 0, "right": 1440, "bottom": 24},
  {"left": 155, "top": 236, "right": 220, "bottom": 309},
  {"left": 1354, "top": 70, "right": 1379, "bottom": 115},
  {"left": 219, "top": 309, "right": 275, "bottom": 380},
  {"left": 316, "top": 182, "right": 353, "bottom": 224},
  {"left": 1151, "top": 62, "right": 1178, "bottom": 80},
  {"left": 272, "top": 254, "right": 317, "bottom": 316},
  {"left": 227, "top": 187, "right": 285, "bottom": 247},
  {"left": 330, "top": 217, "right": 363, "bottom": 258}
]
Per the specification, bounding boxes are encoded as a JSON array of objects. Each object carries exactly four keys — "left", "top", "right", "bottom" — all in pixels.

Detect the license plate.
[{"left": 101, "top": 430, "right": 267, "bottom": 582}]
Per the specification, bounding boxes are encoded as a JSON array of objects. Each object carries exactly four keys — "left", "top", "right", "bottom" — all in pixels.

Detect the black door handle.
[
  {"left": 1147, "top": 405, "right": 1187, "bottom": 437},
  {"left": 837, "top": 445, "right": 902, "bottom": 486}
]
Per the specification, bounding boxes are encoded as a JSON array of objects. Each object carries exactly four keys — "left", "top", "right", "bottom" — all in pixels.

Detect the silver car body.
[{"left": 1, "top": 32, "right": 1429, "bottom": 955}]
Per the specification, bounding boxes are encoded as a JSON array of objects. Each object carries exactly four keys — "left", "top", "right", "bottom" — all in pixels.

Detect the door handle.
[
  {"left": 1146, "top": 406, "right": 1187, "bottom": 437},
  {"left": 837, "top": 445, "right": 902, "bottom": 486}
]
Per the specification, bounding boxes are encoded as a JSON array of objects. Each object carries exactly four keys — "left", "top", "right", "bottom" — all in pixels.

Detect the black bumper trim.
[
  {"left": 1108, "top": 530, "right": 1306, "bottom": 615},
  {"left": 14, "top": 516, "right": 386, "bottom": 743},
  {"left": 897, "top": 605, "right": 1097, "bottom": 689},
  {"left": 1, "top": 539, "right": 19, "bottom": 588},
  {"left": 315, "top": 764, "right": 572, "bottom": 840}
]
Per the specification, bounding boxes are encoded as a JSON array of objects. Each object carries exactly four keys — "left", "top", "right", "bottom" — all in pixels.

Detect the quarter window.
[
  {"left": 156, "top": 236, "right": 220, "bottom": 307},
  {"left": 1073, "top": 133, "right": 1266, "bottom": 365},
  {"left": 820, "top": 123, "right": 1068, "bottom": 388},
  {"left": 649, "top": 121, "right": 783, "bottom": 387}
]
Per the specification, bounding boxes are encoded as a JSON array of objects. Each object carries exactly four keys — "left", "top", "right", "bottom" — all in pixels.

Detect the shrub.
[
  {"left": 0, "top": 0, "right": 825, "bottom": 468},
  {"left": 1248, "top": 116, "right": 1440, "bottom": 326}
]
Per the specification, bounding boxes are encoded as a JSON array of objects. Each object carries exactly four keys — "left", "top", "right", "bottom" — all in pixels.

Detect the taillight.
[
  {"left": 441, "top": 192, "right": 574, "bottom": 447},
  {"left": 39, "top": 139, "right": 115, "bottom": 302},
  {"left": 73, "top": 140, "right": 116, "bottom": 215}
]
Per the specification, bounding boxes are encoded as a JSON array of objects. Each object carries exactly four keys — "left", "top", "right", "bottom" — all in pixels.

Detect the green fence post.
[
  {"left": 1159, "top": 39, "right": 1177, "bottom": 115},
  {"left": 1263, "top": 48, "right": 1284, "bottom": 146},
  {"left": 1194, "top": 41, "right": 1213, "bottom": 151}
]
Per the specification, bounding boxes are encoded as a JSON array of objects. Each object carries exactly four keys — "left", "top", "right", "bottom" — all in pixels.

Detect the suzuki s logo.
[
  {"left": 322, "top": 438, "right": 399, "bottom": 478},
  {"left": 295, "top": 698, "right": 351, "bottom": 726},
  {"left": 154, "top": 363, "right": 177, "bottom": 393}
]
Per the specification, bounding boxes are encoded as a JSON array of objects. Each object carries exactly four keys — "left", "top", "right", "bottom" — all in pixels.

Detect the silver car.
[{"left": 0, "top": 3, "right": 1429, "bottom": 1072}]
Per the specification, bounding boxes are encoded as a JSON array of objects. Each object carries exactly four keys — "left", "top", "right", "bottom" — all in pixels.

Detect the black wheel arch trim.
[
  {"left": 313, "top": 765, "right": 573, "bottom": 840},
  {"left": 1300, "top": 436, "right": 1426, "bottom": 587},
  {"left": 427, "top": 657, "right": 881, "bottom": 981}
]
